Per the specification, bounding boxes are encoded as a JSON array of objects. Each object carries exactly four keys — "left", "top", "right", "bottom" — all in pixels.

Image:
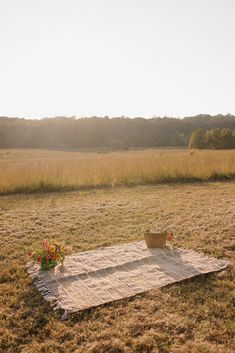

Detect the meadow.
[
  {"left": 0, "top": 182, "right": 234, "bottom": 353},
  {"left": 0, "top": 148, "right": 235, "bottom": 194},
  {"left": 0, "top": 148, "right": 234, "bottom": 352}
]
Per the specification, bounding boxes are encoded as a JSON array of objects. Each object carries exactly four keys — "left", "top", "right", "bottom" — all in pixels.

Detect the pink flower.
[{"left": 43, "top": 240, "right": 49, "bottom": 249}]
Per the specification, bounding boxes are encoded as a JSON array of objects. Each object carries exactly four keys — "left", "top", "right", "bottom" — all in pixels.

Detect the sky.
[{"left": 0, "top": 0, "right": 235, "bottom": 119}]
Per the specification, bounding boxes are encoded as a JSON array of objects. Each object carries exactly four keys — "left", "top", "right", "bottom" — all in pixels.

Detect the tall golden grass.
[{"left": 0, "top": 149, "right": 235, "bottom": 194}]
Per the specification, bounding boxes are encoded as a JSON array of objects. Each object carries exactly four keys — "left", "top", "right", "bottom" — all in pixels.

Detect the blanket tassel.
[{"left": 61, "top": 310, "right": 69, "bottom": 321}]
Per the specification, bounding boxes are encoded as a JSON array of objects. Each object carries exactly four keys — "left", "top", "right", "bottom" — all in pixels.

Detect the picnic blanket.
[{"left": 27, "top": 241, "right": 230, "bottom": 316}]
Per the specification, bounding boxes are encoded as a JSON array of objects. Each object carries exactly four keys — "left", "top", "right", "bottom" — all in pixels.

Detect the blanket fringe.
[
  {"left": 27, "top": 266, "right": 65, "bottom": 315},
  {"left": 61, "top": 310, "right": 69, "bottom": 321}
]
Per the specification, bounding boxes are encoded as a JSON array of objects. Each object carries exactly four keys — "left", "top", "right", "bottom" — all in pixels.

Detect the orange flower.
[
  {"left": 50, "top": 245, "right": 56, "bottom": 253},
  {"left": 167, "top": 233, "right": 174, "bottom": 241}
]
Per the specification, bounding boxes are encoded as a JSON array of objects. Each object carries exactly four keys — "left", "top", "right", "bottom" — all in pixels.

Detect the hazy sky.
[{"left": 0, "top": 0, "right": 235, "bottom": 118}]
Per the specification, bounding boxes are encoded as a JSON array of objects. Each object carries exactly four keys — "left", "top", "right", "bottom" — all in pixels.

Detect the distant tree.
[
  {"left": 233, "top": 129, "right": 235, "bottom": 140},
  {"left": 1, "top": 115, "right": 235, "bottom": 149},
  {"left": 110, "top": 139, "right": 128, "bottom": 151},
  {"left": 189, "top": 127, "right": 235, "bottom": 149},
  {"left": 0, "top": 129, "right": 4, "bottom": 147},
  {"left": 204, "top": 128, "right": 234, "bottom": 149},
  {"left": 220, "top": 128, "right": 235, "bottom": 148},
  {"left": 188, "top": 128, "right": 205, "bottom": 149},
  {"left": 204, "top": 129, "right": 220, "bottom": 149}
]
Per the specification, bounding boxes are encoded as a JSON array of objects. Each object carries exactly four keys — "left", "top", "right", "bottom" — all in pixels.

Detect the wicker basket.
[{"left": 144, "top": 231, "right": 167, "bottom": 248}]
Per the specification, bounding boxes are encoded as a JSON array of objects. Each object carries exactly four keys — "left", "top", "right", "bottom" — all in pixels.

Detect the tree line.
[
  {"left": 0, "top": 114, "right": 235, "bottom": 149},
  {"left": 189, "top": 128, "right": 235, "bottom": 149}
]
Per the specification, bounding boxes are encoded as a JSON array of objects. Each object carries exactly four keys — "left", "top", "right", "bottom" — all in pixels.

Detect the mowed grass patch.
[
  {"left": 0, "top": 182, "right": 234, "bottom": 353},
  {"left": 0, "top": 149, "right": 235, "bottom": 194}
]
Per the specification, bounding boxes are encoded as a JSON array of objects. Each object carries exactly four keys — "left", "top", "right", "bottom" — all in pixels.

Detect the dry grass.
[
  {"left": 0, "top": 182, "right": 234, "bottom": 353},
  {"left": 0, "top": 149, "right": 235, "bottom": 194}
]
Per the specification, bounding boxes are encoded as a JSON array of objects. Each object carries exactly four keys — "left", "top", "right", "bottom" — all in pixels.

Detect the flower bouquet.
[{"left": 28, "top": 240, "right": 67, "bottom": 271}]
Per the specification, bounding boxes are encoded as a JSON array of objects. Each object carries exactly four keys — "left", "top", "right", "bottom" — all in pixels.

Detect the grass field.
[
  {"left": 0, "top": 149, "right": 235, "bottom": 194},
  {"left": 0, "top": 182, "right": 234, "bottom": 353}
]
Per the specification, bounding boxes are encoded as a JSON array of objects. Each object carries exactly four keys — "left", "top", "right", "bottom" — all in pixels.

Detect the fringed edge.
[{"left": 26, "top": 263, "right": 70, "bottom": 319}]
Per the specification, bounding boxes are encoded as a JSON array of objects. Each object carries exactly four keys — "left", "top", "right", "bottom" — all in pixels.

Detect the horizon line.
[{"left": 1, "top": 113, "right": 234, "bottom": 121}]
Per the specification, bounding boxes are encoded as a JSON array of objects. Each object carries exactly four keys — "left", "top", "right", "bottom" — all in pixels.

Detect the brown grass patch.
[{"left": 0, "top": 182, "right": 234, "bottom": 352}]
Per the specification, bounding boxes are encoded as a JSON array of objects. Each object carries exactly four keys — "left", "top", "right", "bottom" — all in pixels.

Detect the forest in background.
[
  {"left": 189, "top": 128, "right": 235, "bottom": 149},
  {"left": 1, "top": 114, "right": 235, "bottom": 149}
]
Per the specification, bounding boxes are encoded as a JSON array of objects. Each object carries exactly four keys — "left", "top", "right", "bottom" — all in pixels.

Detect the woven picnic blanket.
[{"left": 27, "top": 241, "right": 230, "bottom": 316}]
